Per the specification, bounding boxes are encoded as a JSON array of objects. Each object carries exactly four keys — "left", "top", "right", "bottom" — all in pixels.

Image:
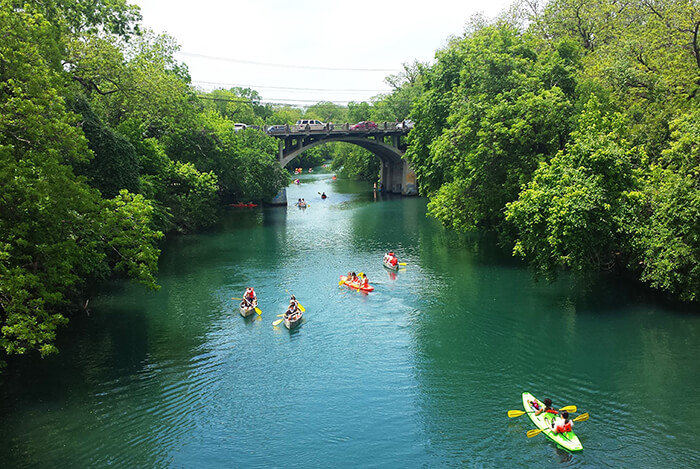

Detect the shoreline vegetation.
[{"left": 2, "top": 0, "right": 700, "bottom": 368}]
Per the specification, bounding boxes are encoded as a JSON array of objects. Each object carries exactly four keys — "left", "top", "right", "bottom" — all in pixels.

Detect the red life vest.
[
  {"left": 545, "top": 409, "right": 559, "bottom": 415},
  {"left": 390, "top": 257, "right": 397, "bottom": 266},
  {"left": 556, "top": 421, "right": 572, "bottom": 433}
]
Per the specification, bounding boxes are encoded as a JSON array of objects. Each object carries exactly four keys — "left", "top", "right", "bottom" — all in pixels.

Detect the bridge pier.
[{"left": 380, "top": 159, "right": 418, "bottom": 196}]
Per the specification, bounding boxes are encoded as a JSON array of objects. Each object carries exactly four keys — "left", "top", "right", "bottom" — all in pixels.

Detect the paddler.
[
  {"left": 551, "top": 411, "right": 574, "bottom": 433},
  {"left": 243, "top": 287, "right": 257, "bottom": 307},
  {"left": 534, "top": 398, "right": 558, "bottom": 417},
  {"left": 362, "top": 274, "right": 370, "bottom": 289},
  {"left": 285, "top": 295, "right": 299, "bottom": 319}
]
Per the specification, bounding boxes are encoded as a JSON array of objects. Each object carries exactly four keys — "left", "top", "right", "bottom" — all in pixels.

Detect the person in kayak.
[
  {"left": 285, "top": 295, "right": 299, "bottom": 319},
  {"left": 243, "top": 287, "right": 257, "bottom": 307},
  {"left": 534, "top": 398, "right": 558, "bottom": 416},
  {"left": 321, "top": 192, "right": 327, "bottom": 199},
  {"left": 551, "top": 411, "right": 574, "bottom": 433},
  {"left": 362, "top": 274, "right": 370, "bottom": 289}
]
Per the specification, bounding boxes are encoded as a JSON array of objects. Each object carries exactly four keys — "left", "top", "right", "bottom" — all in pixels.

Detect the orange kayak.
[{"left": 339, "top": 275, "right": 374, "bottom": 292}]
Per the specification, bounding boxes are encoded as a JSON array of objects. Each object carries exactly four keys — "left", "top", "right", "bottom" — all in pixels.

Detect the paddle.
[
  {"left": 526, "top": 413, "right": 590, "bottom": 438},
  {"left": 284, "top": 290, "right": 305, "bottom": 312},
  {"left": 231, "top": 297, "right": 242, "bottom": 300},
  {"left": 399, "top": 262, "right": 407, "bottom": 266},
  {"left": 255, "top": 307, "right": 262, "bottom": 315},
  {"left": 272, "top": 318, "right": 284, "bottom": 327},
  {"left": 508, "top": 405, "right": 577, "bottom": 418}
]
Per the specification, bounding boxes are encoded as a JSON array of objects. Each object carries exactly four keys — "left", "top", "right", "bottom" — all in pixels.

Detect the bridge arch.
[{"left": 271, "top": 127, "right": 417, "bottom": 196}]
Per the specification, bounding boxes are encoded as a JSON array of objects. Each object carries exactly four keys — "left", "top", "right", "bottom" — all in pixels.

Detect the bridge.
[{"left": 266, "top": 122, "right": 417, "bottom": 203}]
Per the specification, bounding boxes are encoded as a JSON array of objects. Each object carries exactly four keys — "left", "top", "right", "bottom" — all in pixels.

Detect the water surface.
[{"left": 1, "top": 171, "right": 699, "bottom": 468}]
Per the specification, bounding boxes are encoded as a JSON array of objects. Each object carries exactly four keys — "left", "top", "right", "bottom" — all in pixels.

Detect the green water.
[{"left": 1, "top": 172, "right": 699, "bottom": 468}]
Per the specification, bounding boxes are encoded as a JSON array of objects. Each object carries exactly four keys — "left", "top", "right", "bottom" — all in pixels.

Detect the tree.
[
  {"left": 505, "top": 96, "right": 645, "bottom": 278},
  {"left": 0, "top": 3, "right": 161, "bottom": 366}
]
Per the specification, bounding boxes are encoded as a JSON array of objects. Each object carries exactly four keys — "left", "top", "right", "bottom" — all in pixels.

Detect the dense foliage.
[
  {"left": 404, "top": 1, "right": 700, "bottom": 302},
  {"left": 0, "top": 0, "right": 290, "bottom": 367}
]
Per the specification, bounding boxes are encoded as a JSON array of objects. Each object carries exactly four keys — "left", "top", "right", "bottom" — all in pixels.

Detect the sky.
[{"left": 133, "top": 0, "right": 515, "bottom": 106}]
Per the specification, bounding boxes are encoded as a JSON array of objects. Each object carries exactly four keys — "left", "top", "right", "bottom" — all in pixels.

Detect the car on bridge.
[
  {"left": 295, "top": 119, "right": 332, "bottom": 131},
  {"left": 396, "top": 119, "right": 414, "bottom": 131},
  {"left": 350, "top": 121, "right": 378, "bottom": 131},
  {"left": 266, "top": 124, "right": 288, "bottom": 133},
  {"left": 234, "top": 123, "right": 247, "bottom": 132}
]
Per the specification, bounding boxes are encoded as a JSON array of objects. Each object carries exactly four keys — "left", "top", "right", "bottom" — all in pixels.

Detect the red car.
[{"left": 350, "top": 121, "right": 378, "bottom": 130}]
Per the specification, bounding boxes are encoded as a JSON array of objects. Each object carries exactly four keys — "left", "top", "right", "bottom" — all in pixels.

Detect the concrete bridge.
[{"left": 267, "top": 123, "right": 417, "bottom": 202}]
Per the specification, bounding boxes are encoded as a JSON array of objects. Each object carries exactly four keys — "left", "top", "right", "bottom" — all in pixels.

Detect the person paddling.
[
  {"left": 243, "top": 287, "right": 257, "bottom": 307},
  {"left": 321, "top": 192, "right": 327, "bottom": 199},
  {"left": 534, "top": 398, "right": 558, "bottom": 417},
  {"left": 552, "top": 411, "right": 574, "bottom": 434},
  {"left": 285, "top": 295, "right": 299, "bottom": 319}
]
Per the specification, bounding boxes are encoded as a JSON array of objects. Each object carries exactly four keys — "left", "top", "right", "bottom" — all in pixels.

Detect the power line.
[
  {"left": 179, "top": 51, "right": 401, "bottom": 73},
  {"left": 191, "top": 80, "right": 391, "bottom": 93},
  {"left": 196, "top": 95, "right": 358, "bottom": 107}
]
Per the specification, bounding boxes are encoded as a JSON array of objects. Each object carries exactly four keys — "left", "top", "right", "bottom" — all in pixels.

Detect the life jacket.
[
  {"left": 390, "top": 257, "right": 398, "bottom": 266},
  {"left": 545, "top": 408, "right": 559, "bottom": 415},
  {"left": 556, "top": 421, "right": 572, "bottom": 433}
]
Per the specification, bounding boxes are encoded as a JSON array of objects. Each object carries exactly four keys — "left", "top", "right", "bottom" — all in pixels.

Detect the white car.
[
  {"left": 396, "top": 119, "right": 414, "bottom": 131},
  {"left": 234, "top": 123, "right": 247, "bottom": 132},
  {"left": 295, "top": 119, "right": 332, "bottom": 131}
]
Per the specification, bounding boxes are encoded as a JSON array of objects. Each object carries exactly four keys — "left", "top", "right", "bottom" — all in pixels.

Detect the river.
[{"left": 1, "top": 171, "right": 699, "bottom": 468}]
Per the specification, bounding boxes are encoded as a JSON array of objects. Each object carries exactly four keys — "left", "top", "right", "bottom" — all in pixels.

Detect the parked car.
[
  {"left": 234, "top": 123, "right": 247, "bottom": 132},
  {"left": 295, "top": 119, "right": 332, "bottom": 131},
  {"left": 266, "top": 124, "right": 288, "bottom": 133},
  {"left": 350, "top": 121, "right": 378, "bottom": 131},
  {"left": 396, "top": 119, "right": 414, "bottom": 131}
]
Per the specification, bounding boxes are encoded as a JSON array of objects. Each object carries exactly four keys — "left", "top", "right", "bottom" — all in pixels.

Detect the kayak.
[
  {"left": 230, "top": 203, "right": 257, "bottom": 208},
  {"left": 239, "top": 301, "right": 257, "bottom": 317},
  {"left": 339, "top": 275, "right": 374, "bottom": 292},
  {"left": 383, "top": 259, "right": 399, "bottom": 271},
  {"left": 284, "top": 311, "right": 303, "bottom": 330},
  {"left": 522, "top": 392, "right": 583, "bottom": 452}
]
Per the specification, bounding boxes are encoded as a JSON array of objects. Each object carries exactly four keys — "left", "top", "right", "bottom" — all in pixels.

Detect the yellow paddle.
[
  {"left": 284, "top": 290, "right": 305, "bottom": 312},
  {"left": 255, "top": 307, "right": 262, "bottom": 315},
  {"left": 399, "top": 262, "right": 407, "bottom": 266},
  {"left": 272, "top": 318, "right": 284, "bottom": 327},
  {"left": 526, "top": 413, "right": 589, "bottom": 438},
  {"left": 231, "top": 297, "right": 242, "bottom": 300},
  {"left": 508, "top": 405, "right": 577, "bottom": 418}
]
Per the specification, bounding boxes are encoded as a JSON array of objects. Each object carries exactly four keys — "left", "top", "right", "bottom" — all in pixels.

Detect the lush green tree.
[
  {"left": 164, "top": 110, "right": 288, "bottom": 202},
  {"left": 621, "top": 110, "right": 700, "bottom": 301},
  {"left": 505, "top": 96, "right": 645, "bottom": 278},
  {"left": 330, "top": 143, "right": 380, "bottom": 180},
  {"left": 347, "top": 101, "right": 372, "bottom": 123},
  {"left": 202, "top": 88, "right": 263, "bottom": 125},
  {"left": 68, "top": 95, "right": 141, "bottom": 198},
  {"left": 268, "top": 105, "right": 303, "bottom": 126},
  {"left": 304, "top": 101, "right": 348, "bottom": 124},
  {"left": 0, "top": 4, "right": 161, "bottom": 365},
  {"left": 409, "top": 23, "right": 577, "bottom": 231}
]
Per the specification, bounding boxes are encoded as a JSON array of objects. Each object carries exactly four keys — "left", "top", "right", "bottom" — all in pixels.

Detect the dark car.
[
  {"left": 350, "top": 121, "right": 378, "bottom": 131},
  {"left": 266, "top": 124, "right": 288, "bottom": 133}
]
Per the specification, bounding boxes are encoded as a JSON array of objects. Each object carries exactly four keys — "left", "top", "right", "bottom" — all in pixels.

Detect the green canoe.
[{"left": 522, "top": 392, "right": 583, "bottom": 452}]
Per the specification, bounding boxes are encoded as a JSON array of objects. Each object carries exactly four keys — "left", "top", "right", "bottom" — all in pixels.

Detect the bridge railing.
[{"left": 266, "top": 122, "right": 410, "bottom": 134}]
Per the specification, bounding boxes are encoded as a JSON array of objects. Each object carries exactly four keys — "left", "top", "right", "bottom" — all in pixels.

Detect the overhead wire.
[
  {"left": 179, "top": 51, "right": 401, "bottom": 73},
  {"left": 191, "top": 80, "right": 391, "bottom": 93}
]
